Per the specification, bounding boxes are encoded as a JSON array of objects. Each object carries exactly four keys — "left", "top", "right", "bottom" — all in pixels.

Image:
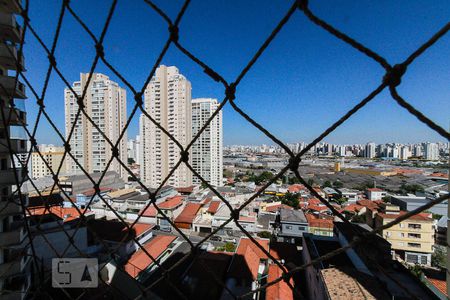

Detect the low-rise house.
[
  {"left": 87, "top": 219, "right": 154, "bottom": 256},
  {"left": 302, "top": 222, "right": 438, "bottom": 299},
  {"left": 336, "top": 188, "right": 359, "bottom": 203},
  {"left": 373, "top": 203, "right": 434, "bottom": 265},
  {"left": 174, "top": 202, "right": 202, "bottom": 230},
  {"left": 306, "top": 214, "right": 333, "bottom": 237},
  {"left": 124, "top": 235, "right": 178, "bottom": 281},
  {"left": 273, "top": 208, "right": 308, "bottom": 243},
  {"left": 222, "top": 238, "right": 269, "bottom": 298},
  {"left": 366, "top": 187, "right": 386, "bottom": 200},
  {"left": 322, "top": 187, "right": 338, "bottom": 200},
  {"left": 138, "top": 195, "right": 185, "bottom": 231}
]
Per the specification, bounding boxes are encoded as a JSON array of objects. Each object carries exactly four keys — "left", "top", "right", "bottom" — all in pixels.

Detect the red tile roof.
[
  {"left": 307, "top": 205, "right": 329, "bottom": 212},
  {"left": 427, "top": 277, "right": 447, "bottom": 297},
  {"left": 174, "top": 203, "right": 202, "bottom": 224},
  {"left": 238, "top": 216, "right": 256, "bottom": 223},
  {"left": 377, "top": 211, "right": 432, "bottom": 221},
  {"left": 308, "top": 198, "right": 321, "bottom": 205},
  {"left": 266, "top": 204, "right": 293, "bottom": 213},
  {"left": 342, "top": 204, "right": 363, "bottom": 213},
  {"left": 235, "top": 238, "right": 269, "bottom": 280},
  {"left": 287, "top": 184, "right": 304, "bottom": 193},
  {"left": 357, "top": 199, "right": 382, "bottom": 209},
  {"left": 266, "top": 264, "right": 293, "bottom": 300},
  {"left": 176, "top": 186, "right": 195, "bottom": 193},
  {"left": 207, "top": 200, "right": 221, "bottom": 214},
  {"left": 306, "top": 214, "right": 334, "bottom": 229},
  {"left": 28, "top": 206, "right": 87, "bottom": 222},
  {"left": 367, "top": 188, "right": 383, "bottom": 192},
  {"left": 124, "top": 235, "right": 176, "bottom": 278},
  {"left": 140, "top": 204, "right": 157, "bottom": 217},
  {"left": 158, "top": 196, "right": 184, "bottom": 210}
]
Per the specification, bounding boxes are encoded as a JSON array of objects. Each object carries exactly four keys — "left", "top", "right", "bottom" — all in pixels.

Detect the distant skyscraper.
[
  {"left": 424, "top": 142, "right": 439, "bottom": 161},
  {"left": 127, "top": 136, "right": 140, "bottom": 165},
  {"left": 140, "top": 65, "right": 192, "bottom": 188},
  {"left": 191, "top": 98, "right": 223, "bottom": 187},
  {"left": 64, "top": 73, "right": 128, "bottom": 179},
  {"left": 32, "top": 145, "right": 66, "bottom": 179},
  {"left": 364, "top": 142, "right": 376, "bottom": 158}
]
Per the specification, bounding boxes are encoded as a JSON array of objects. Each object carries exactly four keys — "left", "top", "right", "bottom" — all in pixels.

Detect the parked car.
[{"left": 210, "top": 235, "right": 222, "bottom": 242}]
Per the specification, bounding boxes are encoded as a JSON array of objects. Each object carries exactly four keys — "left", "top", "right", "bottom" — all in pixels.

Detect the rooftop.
[
  {"left": 124, "top": 235, "right": 176, "bottom": 278},
  {"left": 280, "top": 208, "right": 307, "bottom": 223},
  {"left": 174, "top": 203, "right": 202, "bottom": 224}
]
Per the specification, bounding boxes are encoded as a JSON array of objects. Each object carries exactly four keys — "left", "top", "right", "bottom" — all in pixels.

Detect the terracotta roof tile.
[
  {"left": 124, "top": 235, "right": 176, "bottom": 278},
  {"left": 174, "top": 203, "right": 201, "bottom": 224},
  {"left": 266, "top": 264, "right": 293, "bottom": 300},
  {"left": 207, "top": 200, "right": 221, "bottom": 214}
]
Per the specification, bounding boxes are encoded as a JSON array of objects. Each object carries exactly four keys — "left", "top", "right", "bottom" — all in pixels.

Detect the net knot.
[
  {"left": 64, "top": 142, "right": 71, "bottom": 153},
  {"left": 48, "top": 54, "right": 57, "bottom": 67},
  {"left": 95, "top": 43, "right": 105, "bottom": 58},
  {"left": 288, "top": 156, "right": 301, "bottom": 172},
  {"left": 383, "top": 64, "right": 406, "bottom": 87},
  {"left": 180, "top": 150, "right": 189, "bottom": 163},
  {"left": 225, "top": 84, "right": 236, "bottom": 101},
  {"left": 134, "top": 92, "right": 143, "bottom": 106},
  {"left": 297, "top": 0, "right": 308, "bottom": 11},
  {"left": 231, "top": 209, "right": 240, "bottom": 221},
  {"left": 169, "top": 25, "right": 179, "bottom": 42}
]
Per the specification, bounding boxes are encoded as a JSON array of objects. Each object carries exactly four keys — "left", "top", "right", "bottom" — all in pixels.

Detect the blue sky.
[{"left": 23, "top": 0, "right": 449, "bottom": 146}]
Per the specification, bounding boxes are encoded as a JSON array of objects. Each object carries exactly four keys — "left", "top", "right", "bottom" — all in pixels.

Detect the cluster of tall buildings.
[
  {"left": 139, "top": 66, "right": 223, "bottom": 187},
  {"left": 226, "top": 141, "right": 446, "bottom": 161},
  {"left": 61, "top": 66, "right": 223, "bottom": 187}
]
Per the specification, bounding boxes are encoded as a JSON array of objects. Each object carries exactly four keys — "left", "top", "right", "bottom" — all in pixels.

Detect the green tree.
[
  {"left": 257, "top": 231, "right": 272, "bottom": 239},
  {"left": 432, "top": 246, "right": 447, "bottom": 269},
  {"left": 334, "top": 197, "right": 347, "bottom": 205},
  {"left": 280, "top": 192, "right": 299, "bottom": 208},
  {"left": 307, "top": 178, "right": 315, "bottom": 186},
  {"left": 216, "top": 242, "right": 236, "bottom": 252},
  {"left": 400, "top": 184, "right": 424, "bottom": 194},
  {"left": 323, "top": 181, "right": 332, "bottom": 188},
  {"left": 333, "top": 180, "right": 343, "bottom": 188}
]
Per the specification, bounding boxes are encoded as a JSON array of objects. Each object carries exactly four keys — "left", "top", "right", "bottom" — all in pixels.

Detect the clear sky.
[{"left": 23, "top": 0, "right": 449, "bottom": 146}]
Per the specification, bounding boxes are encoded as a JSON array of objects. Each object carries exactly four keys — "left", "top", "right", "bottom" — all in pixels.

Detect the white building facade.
[
  {"left": 64, "top": 73, "right": 128, "bottom": 180},
  {"left": 140, "top": 65, "right": 192, "bottom": 188},
  {"left": 191, "top": 98, "right": 223, "bottom": 187}
]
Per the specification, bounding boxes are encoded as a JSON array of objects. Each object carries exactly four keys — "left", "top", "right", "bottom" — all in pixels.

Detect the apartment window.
[
  {"left": 298, "top": 226, "right": 306, "bottom": 231},
  {"left": 286, "top": 225, "right": 292, "bottom": 230},
  {"left": 407, "top": 243, "right": 421, "bottom": 248},
  {"left": 406, "top": 254, "right": 419, "bottom": 264},
  {"left": 408, "top": 233, "right": 421, "bottom": 239},
  {"left": 408, "top": 224, "right": 421, "bottom": 229},
  {"left": 420, "top": 256, "right": 428, "bottom": 265}
]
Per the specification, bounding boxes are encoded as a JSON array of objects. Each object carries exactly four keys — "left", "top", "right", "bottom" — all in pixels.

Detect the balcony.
[
  {"left": 1, "top": 273, "right": 30, "bottom": 300},
  {"left": 0, "top": 0, "right": 22, "bottom": 14},
  {"left": 0, "top": 76, "right": 26, "bottom": 99},
  {"left": 0, "top": 43, "right": 24, "bottom": 70},
  {"left": 0, "top": 12, "right": 22, "bottom": 43},
  {"left": 0, "top": 138, "right": 27, "bottom": 154},
  {"left": 0, "top": 107, "right": 26, "bottom": 128},
  {"left": 0, "top": 223, "right": 26, "bottom": 247},
  {"left": 0, "top": 198, "right": 22, "bottom": 216},
  {"left": 0, "top": 253, "right": 30, "bottom": 279},
  {"left": 0, "top": 168, "right": 27, "bottom": 185}
]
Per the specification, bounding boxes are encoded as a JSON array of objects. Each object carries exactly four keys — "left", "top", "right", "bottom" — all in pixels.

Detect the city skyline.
[{"left": 23, "top": 0, "right": 450, "bottom": 146}]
